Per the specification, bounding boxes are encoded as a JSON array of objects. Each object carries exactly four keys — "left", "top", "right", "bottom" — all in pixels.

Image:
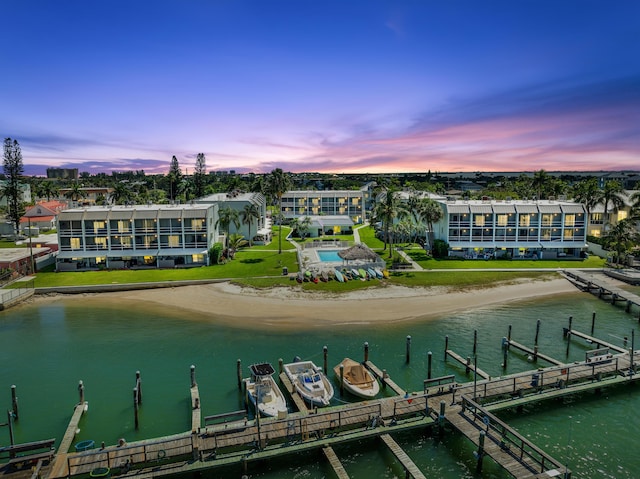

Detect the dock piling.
[
  {"left": 591, "top": 311, "right": 596, "bottom": 334},
  {"left": 136, "top": 371, "right": 142, "bottom": 405},
  {"left": 10, "top": 385, "right": 18, "bottom": 420},
  {"left": 475, "top": 430, "right": 486, "bottom": 472},
  {"left": 507, "top": 325, "right": 512, "bottom": 345},
  {"left": 78, "top": 380, "right": 84, "bottom": 405},
  {"left": 6, "top": 409, "right": 15, "bottom": 446},
  {"left": 339, "top": 364, "right": 344, "bottom": 397},
  {"left": 278, "top": 358, "right": 283, "bottom": 374},
  {"left": 444, "top": 335, "right": 449, "bottom": 360},
  {"left": 473, "top": 330, "right": 477, "bottom": 356},
  {"left": 133, "top": 387, "right": 139, "bottom": 430},
  {"left": 427, "top": 351, "right": 432, "bottom": 380},
  {"left": 323, "top": 345, "right": 328, "bottom": 373},
  {"left": 534, "top": 319, "right": 541, "bottom": 346},
  {"left": 364, "top": 342, "right": 369, "bottom": 362},
  {"left": 406, "top": 335, "right": 411, "bottom": 364},
  {"left": 236, "top": 360, "right": 241, "bottom": 390},
  {"left": 501, "top": 337, "right": 508, "bottom": 369},
  {"left": 466, "top": 356, "right": 471, "bottom": 374}
]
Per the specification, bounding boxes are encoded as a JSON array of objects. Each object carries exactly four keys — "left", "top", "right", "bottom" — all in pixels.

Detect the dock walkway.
[{"left": 562, "top": 270, "right": 640, "bottom": 316}]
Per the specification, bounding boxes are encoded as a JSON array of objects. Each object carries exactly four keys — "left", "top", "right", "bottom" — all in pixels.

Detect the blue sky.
[{"left": 2, "top": 1, "right": 639, "bottom": 176}]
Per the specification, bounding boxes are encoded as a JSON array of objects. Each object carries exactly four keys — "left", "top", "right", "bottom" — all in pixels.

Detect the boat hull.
[
  {"left": 283, "top": 360, "right": 334, "bottom": 407},
  {"left": 245, "top": 364, "right": 288, "bottom": 418}
]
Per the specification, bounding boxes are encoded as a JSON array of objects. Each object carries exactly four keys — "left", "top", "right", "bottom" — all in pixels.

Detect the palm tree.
[
  {"left": 572, "top": 178, "right": 603, "bottom": 231},
  {"left": 532, "top": 169, "right": 550, "bottom": 200},
  {"left": 265, "top": 168, "right": 292, "bottom": 254},
  {"left": 603, "top": 219, "right": 639, "bottom": 265},
  {"left": 64, "top": 182, "right": 87, "bottom": 205},
  {"left": 416, "top": 198, "right": 443, "bottom": 253},
  {"left": 215, "top": 206, "right": 240, "bottom": 250},
  {"left": 370, "top": 188, "right": 405, "bottom": 258},
  {"left": 109, "top": 182, "right": 133, "bottom": 205},
  {"left": 600, "top": 180, "right": 626, "bottom": 231},
  {"left": 39, "top": 181, "right": 59, "bottom": 201},
  {"left": 241, "top": 203, "right": 260, "bottom": 246},
  {"left": 226, "top": 233, "right": 249, "bottom": 259},
  {"left": 177, "top": 178, "right": 195, "bottom": 202}
]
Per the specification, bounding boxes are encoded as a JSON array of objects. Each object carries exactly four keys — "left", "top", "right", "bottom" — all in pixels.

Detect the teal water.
[
  {"left": 317, "top": 250, "right": 343, "bottom": 262},
  {"left": 1, "top": 290, "right": 639, "bottom": 478}
]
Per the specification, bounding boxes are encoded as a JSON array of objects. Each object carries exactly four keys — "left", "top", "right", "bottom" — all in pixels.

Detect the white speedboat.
[
  {"left": 283, "top": 359, "right": 334, "bottom": 407},
  {"left": 245, "top": 363, "right": 288, "bottom": 418},
  {"left": 334, "top": 357, "right": 380, "bottom": 399}
]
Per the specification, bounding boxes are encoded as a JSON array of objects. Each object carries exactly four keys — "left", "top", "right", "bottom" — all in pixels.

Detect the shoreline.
[{"left": 32, "top": 277, "right": 580, "bottom": 329}]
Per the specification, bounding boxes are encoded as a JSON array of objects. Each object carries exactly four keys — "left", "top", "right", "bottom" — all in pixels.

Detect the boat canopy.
[{"left": 250, "top": 363, "right": 276, "bottom": 376}]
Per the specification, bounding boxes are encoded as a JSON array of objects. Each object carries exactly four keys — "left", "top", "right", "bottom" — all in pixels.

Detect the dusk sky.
[{"left": 2, "top": 1, "right": 639, "bottom": 176}]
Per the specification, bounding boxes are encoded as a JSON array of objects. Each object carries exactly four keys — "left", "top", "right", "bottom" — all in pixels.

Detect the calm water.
[
  {"left": 1, "top": 289, "right": 639, "bottom": 478},
  {"left": 317, "top": 249, "right": 343, "bottom": 262}
]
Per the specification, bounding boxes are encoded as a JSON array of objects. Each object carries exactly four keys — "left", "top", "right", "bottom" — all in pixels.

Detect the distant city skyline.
[{"left": 2, "top": 1, "right": 639, "bottom": 177}]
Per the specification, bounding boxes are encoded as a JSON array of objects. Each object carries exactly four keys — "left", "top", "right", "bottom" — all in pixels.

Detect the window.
[
  {"left": 95, "top": 237, "right": 108, "bottom": 249},
  {"left": 542, "top": 214, "right": 553, "bottom": 226},
  {"left": 168, "top": 235, "right": 180, "bottom": 247},
  {"left": 590, "top": 213, "right": 603, "bottom": 224},
  {"left": 564, "top": 229, "right": 574, "bottom": 240},
  {"left": 519, "top": 215, "right": 530, "bottom": 227},
  {"left": 474, "top": 214, "right": 485, "bottom": 227},
  {"left": 565, "top": 214, "right": 575, "bottom": 227},
  {"left": 70, "top": 238, "right": 81, "bottom": 249},
  {"left": 191, "top": 219, "right": 205, "bottom": 231},
  {"left": 92, "top": 221, "right": 106, "bottom": 233},
  {"left": 618, "top": 210, "right": 628, "bottom": 222},
  {"left": 497, "top": 214, "right": 508, "bottom": 227}
]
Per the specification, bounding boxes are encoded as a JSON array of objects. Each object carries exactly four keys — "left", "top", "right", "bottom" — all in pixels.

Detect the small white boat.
[
  {"left": 333, "top": 358, "right": 380, "bottom": 399},
  {"left": 244, "top": 363, "right": 288, "bottom": 418},
  {"left": 283, "top": 359, "right": 334, "bottom": 407}
]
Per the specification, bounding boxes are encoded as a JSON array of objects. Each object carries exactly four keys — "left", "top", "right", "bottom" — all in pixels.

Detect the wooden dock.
[
  {"left": 190, "top": 384, "right": 201, "bottom": 433},
  {"left": 47, "top": 402, "right": 87, "bottom": 479},
  {"left": 566, "top": 329, "right": 627, "bottom": 353},
  {"left": 13, "top": 331, "right": 640, "bottom": 479},
  {"left": 364, "top": 361, "right": 406, "bottom": 395},
  {"left": 379, "top": 433, "right": 426, "bottom": 479},
  {"left": 506, "top": 339, "right": 563, "bottom": 365},
  {"left": 322, "top": 446, "right": 350, "bottom": 479},
  {"left": 278, "top": 372, "right": 310, "bottom": 413},
  {"left": 563, "top": 270, "right": 640, "bottom": 316},
  {"left": 445, "top": 349, "right": 490, "bottom": 379}
]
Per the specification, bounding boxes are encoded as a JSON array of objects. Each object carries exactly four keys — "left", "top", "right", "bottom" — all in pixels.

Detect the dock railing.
[
  {"left": 460, "top": 396, "right": 569, "bottom": 477},
  {"left": 454, "top": 356, "right": 623, "bottom": 404},
  {"left": 67, "top": 434, "right": 194, "bottom": 476}
]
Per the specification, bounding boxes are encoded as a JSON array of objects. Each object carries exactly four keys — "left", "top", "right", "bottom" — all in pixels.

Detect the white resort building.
[
  {"left": 434, "top": 199, "right": 587, "bottom": 259},
  {"left": 56, "top": 204, "right": 219, "bottom": 271},
  {"left": 280, "top": 186, "right": 372, "bottom": 225}
]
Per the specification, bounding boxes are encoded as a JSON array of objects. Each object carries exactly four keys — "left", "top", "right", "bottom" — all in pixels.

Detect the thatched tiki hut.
[{"left": 338, "top": 243, "right": 380, "bottom": 265}]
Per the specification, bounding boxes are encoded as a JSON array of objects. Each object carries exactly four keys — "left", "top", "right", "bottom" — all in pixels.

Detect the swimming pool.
[{"left": 317, "top": 249, "right": 343, "bottom": 262}]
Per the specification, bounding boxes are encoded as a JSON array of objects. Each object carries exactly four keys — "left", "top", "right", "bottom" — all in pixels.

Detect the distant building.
[
  {"left": 281, "top": 186, "right": 373, "bottom": 225},
  {"left": 58, "top": 187, "right": 113, "bottom": 206},
  {"left": 47, "top": 168, "right": 79, "bottom": 180},
  {"left": 0, "top": 181, "right": 31, "bottom": 207},
  {"left": 20, "top": 201, "right": 67, "bottom": 234}
]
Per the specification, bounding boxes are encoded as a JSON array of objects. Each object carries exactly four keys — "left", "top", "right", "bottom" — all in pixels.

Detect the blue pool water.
[{"left": 317, "top": 249, "right": 343, "bottom": 262}]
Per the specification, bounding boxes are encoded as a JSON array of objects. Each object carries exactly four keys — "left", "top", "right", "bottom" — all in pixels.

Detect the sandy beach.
[{"left": 34, "top": 276, "right": 579, "bottom": 329}]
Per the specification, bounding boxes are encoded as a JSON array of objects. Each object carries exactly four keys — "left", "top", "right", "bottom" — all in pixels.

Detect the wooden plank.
[
  {"left": 364, "top": 361, "right": 405, "bottom": 395},
  {"left": 58, "top": 403, "right": 87, "bottom": 454},
  {"left": 506, "top": 340, "right": 563, "bottom": 366},
  {"left": 379, "top": 434, "right": 426, "bottom": 479},
  {"left": 322, "top": 446, "right": 350, "bottom": 479},
  {"left": 190, "top": 385, "right": 201, "bottom": 433},
  {"left": 567, "top": 329, "right": 627, "bottom": 353},
  {"left": 445, "top": 350, "right": 490, "bottom": 379},
  {"left": 279, "top": 372, "right": 309, "bottom": 412}
]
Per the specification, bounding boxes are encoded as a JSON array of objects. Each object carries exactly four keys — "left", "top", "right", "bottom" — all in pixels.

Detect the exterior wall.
[
  {"left": 56, "top": 204, "right": 218, "bottom": 270},
  {"left": 196, "top": 192, "right": 267, "bottom": 243},
  {"left": 435, "top": 200, "right": 587, "bottom": 258},
  {"left": 281, "top": 190, "right": 367, "bottom": 224}
]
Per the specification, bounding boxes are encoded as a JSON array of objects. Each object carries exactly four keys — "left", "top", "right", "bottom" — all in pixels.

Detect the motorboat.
[
  {"left": 333, "top": 357, "right": 380, "bottom": 399},
  {"left": 283, "top": 359, "right": 334, "bottom": 407},
  {"left": 244, "top": 363, "right": 288, "bottom": 418}
]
